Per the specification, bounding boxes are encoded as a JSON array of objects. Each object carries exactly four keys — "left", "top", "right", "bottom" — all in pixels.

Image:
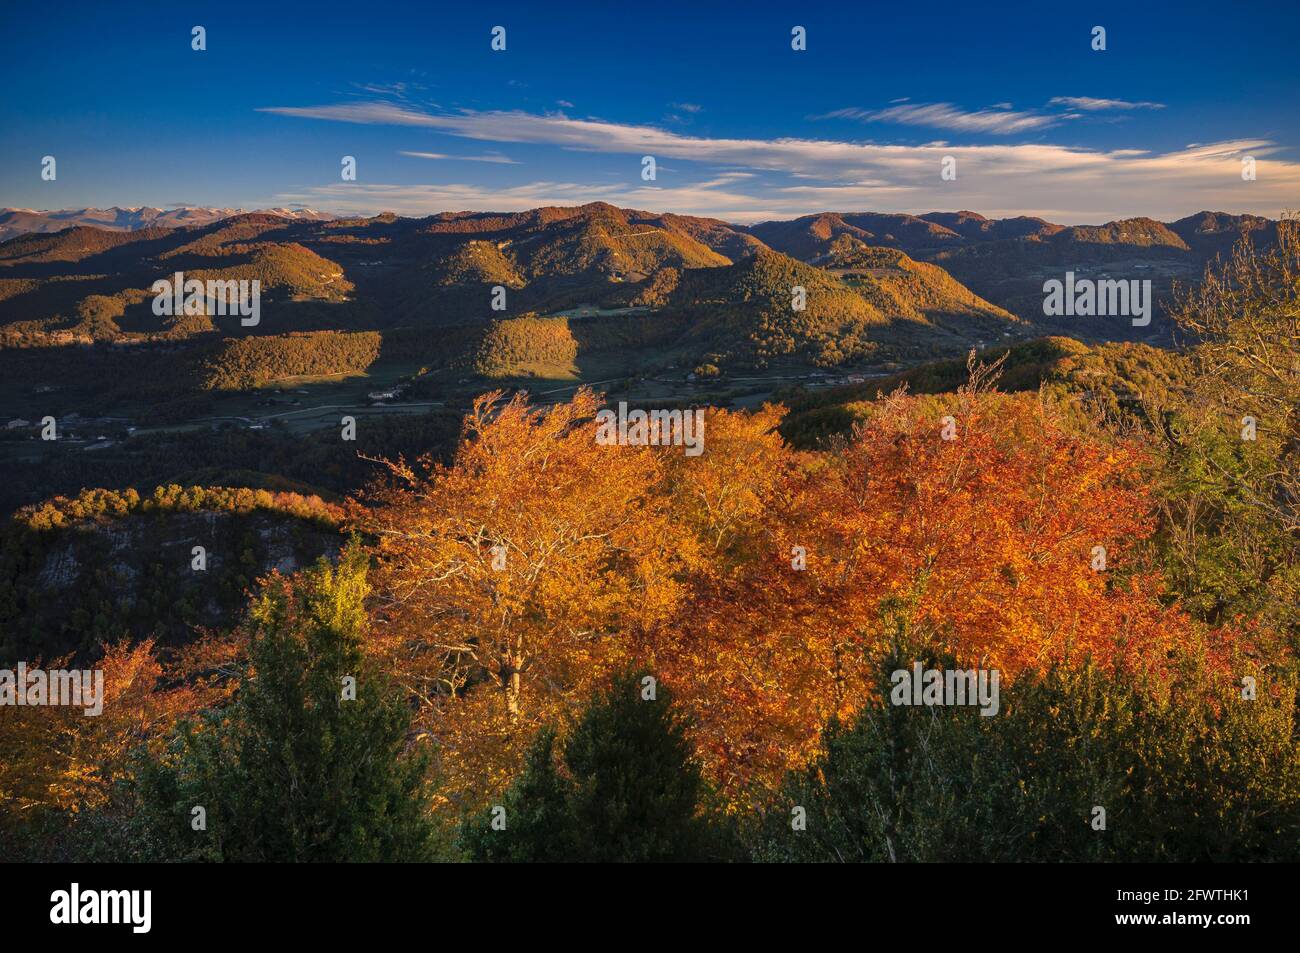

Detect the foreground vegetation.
[{"left": 1, "top": 227, "right": 1297, "bottom": 862}]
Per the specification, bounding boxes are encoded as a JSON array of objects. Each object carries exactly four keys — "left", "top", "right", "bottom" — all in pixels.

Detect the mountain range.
[
  {"left": 0, "top": 202, "right": 1025, "bottom": 361},
  {"left": 0, "top": 201, "right": 1276, "bottom": 337},
  {"left": 0, "top": 206, "right": 333, "bottom": 241},
  {"left": 0, "top": 201, "right": 1282, "bottom": 379},
  {"left": 0, "top": 203, "right": 1274, "bottom": 259}
]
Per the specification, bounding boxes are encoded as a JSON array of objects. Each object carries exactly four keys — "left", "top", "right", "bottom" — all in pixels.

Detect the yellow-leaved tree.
[{"left": 353, "top": 389, "right": 684, "bottom": 807}]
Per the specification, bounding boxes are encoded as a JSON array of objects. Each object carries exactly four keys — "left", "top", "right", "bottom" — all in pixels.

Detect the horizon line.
[{"left": 0, "top": 201, "right": 1285, "bottom": 230}]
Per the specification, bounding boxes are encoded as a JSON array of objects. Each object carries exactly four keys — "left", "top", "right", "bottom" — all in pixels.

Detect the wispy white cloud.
[
  {"left": 399, "top": 150, "right": 518, "bottom": 164},
  {"left": 259, "top": 101, "right": 1300, "bottom": 223},
  {"left": 264, "top": 102, "right": 452, "bottom": 127},
  {"left": 267, "top": 180, "right": 795, "bottom": 221},
  {"left": 261, "top": 101, "right": 1067, "bottom": 167},
  {"left": 1049, "top": 96, "right": 1166, "bottom": 111},
  {"left": 671, "top": 102, "right": 703, "bottom": 113},
  {"left": 815, "top": 102, "right": 1062, "bottom": 134},
  {"left": 350, "top": 81, "right": 430, "bottom": 103}
]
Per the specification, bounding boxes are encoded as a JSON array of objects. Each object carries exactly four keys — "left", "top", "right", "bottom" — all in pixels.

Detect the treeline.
[
  {"left": 760, "top": 650, "right": 1297, "bottom": 862},
  {"left": 0, "top": 409, "right": 464, "bottom": 516},
  {"left": 345, "top": 384, "right": 1285, "bottom": 814},
  {"left": 14, "top": 483, "right": 343, "bottom": 532},
  {"left": 4, "top": 376, "right": 1298, "bottom": 857},
  {"left": 475, "top": 652, "right": 1298, "bottom": 862}
]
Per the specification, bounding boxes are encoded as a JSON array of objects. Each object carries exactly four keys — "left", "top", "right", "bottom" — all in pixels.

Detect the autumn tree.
[
  {"left": 354, "top": 388, "right": 684, "bottom": 808},
  {"left": 0, "top": 640, "right": 213, "bottom": 859},
  {"left": 354, "top": 379, "right": 1238, "bottom": 811},
  {"left": 652, "top": 375, "right": 1217, "bottom": 800}
]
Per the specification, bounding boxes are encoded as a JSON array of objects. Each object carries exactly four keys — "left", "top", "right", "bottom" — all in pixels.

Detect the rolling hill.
[
  {"left": 749, "top": 209, "right": 1280, "bottom": 332},
  {"left": 662, "top": 244, "right": 1019, "bottom": 367}
]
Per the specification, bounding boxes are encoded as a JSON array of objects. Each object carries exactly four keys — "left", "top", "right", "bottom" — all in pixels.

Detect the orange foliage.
[
  {"left": 0, "top": 381, "right": 1240, "bottom": 822},
  {"left": 650, "top": 388, "right": 1206, "bottom": 798},
  {"left": 352, "top": 389, "right": 685, "bottom": 809},
  {"left": 0, "top": 641, "right": 222, "bottom": 821},
  {"left": 355, "top": 383, "right": 1226, "bottom": 808}
]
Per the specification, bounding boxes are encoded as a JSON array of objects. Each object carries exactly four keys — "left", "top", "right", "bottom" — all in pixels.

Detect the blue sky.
[{"left": 2, "top": 0, "right": 1298, "bottom": 223}]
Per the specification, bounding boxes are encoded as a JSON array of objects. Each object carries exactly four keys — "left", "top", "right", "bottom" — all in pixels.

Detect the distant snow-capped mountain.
[{"left": 0, "top": 206, "right": 334, "bottom": 241}]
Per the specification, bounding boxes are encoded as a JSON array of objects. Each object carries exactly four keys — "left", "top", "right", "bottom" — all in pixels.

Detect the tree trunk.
[{"left": 504, "top": 656, "right": 522, "bottom": 724}]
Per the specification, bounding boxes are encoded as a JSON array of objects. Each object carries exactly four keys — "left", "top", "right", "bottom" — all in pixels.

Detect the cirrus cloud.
[
  {"left": 814, "top": 102, "right": 1062, "bottom": 134},
  {"left": 1049, "top": 96, "right": 1167, "bottom": 111},
  {"left": 258, "top": 100, "right": 1300, "bottom": 223},
  {"left": 398, "top": 150, "right": 519, "bottom": 164}
]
